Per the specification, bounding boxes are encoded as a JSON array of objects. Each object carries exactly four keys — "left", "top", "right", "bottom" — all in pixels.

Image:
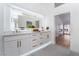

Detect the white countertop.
[{"left": 2, "top": 31, "right": 51, "bottom": 37}]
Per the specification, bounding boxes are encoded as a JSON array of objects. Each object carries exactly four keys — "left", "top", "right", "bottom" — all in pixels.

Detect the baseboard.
[{"left": 21, "top": 41, "right": 52, "bottom": 56}]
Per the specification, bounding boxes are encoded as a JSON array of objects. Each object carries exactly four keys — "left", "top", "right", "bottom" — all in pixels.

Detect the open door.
[{"left": 55, "top": 12, "right": 70, "bottom": 48}]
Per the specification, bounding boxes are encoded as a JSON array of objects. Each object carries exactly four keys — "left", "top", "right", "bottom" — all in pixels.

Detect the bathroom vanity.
[
  {"left": 0, "top": 31, "right": 51, "bottom": 56},
  {"left": 0, "top": 4, "right": 51, "bottom": 56}
]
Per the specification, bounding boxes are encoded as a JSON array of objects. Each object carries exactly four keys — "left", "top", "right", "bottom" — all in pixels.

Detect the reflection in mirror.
[
  {"left": 27, "top": 21, "right": 32, "bottom": 28},
  {"left": 18, "top": 14, "right": 40, "bottom": 29},
  {"left": 10, "top": 7, "right": 41, "bottom": 32}
]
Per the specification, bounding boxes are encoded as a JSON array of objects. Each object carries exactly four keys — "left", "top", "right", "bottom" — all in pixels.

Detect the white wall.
[
  {"left": 0, "top": 3, "right": 5, "bottom": 55},
  {"left": 3, "top": 4, "right": 11, "bottom": 32},
  {"left": 0, "top": 4, "right": 4, "bottom": 35},
  {"left": 70, "top": 4, "right": 79, "bottom": 53}
]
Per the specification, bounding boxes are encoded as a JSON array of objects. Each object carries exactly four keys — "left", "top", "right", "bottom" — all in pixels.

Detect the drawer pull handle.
[
  {"left": 32, "top": 45, "right": 37, "bottom": 47},
  {"left": 40, "top": 37, "right": 43, "bottom": 39},
  {"left": 32, "top": 35, "right": 36, "bottom": 36},
  {"left": 17, "top": 41, "right": 19, "bottom": 48},
  {"left": 40, "top": 42, "right": 43, "bottom": 45},
  {"left": 20, "top": 41, "right": 21, "bottom": 47},
  {"left": 32, "top": 39, "right": 37, "bottom": 41}
]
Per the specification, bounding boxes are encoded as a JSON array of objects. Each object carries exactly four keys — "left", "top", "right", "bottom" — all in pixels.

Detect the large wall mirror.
[{"left": 10, "top": 7, "right": 42, "bottom": 31}]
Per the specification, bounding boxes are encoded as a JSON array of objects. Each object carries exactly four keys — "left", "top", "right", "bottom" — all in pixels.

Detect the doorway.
[{"left": 55, "top": 12, "right": 70, "bottom": 48}]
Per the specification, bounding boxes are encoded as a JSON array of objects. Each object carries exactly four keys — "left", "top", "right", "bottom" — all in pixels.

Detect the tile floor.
[{"left": 29, "top": 44, "right": 79, "bottom": 56}]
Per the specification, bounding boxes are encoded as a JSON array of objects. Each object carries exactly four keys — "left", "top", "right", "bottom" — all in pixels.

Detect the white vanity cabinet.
[
  {"left": 3, "top": 35, "right": 31, "bottom": 56},
  {"left": 2, "top": 31, "right": 51, "bottom": 56}
]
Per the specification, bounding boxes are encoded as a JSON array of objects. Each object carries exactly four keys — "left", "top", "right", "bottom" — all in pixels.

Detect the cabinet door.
[
  {"left": 20, "top": 36, "right": 31, "bottom": 55},
  {"left": 44, "top": 33, "right": 50, "bottom": 43},
  {"left": 4, "top": 40, "right": 19, "bottom": 56},
  {"left": 39, "top": 32, "right": 50, "bottom": 45},
  {"left": 0, "top": 40, "right": 2, "bottom": 56}
]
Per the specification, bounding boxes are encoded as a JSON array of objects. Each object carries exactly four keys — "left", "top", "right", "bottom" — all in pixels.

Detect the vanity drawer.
[
  {"left": 4, "top": 36, "right": 17, "bottom": 42},
  {"left": 30, "top": 34, "right": 40, "bottom": 38},
  {"left": 32, "top": 44, "right": 38, "bottom": 47},
  {"left": 31, "top": 37, "right": 39, "bottom": 43},
  {"left": 32, "top": 39, "right": 37, "bottom": 42},
  {"left": 32, "top": 43, "right": 39, "bottom": 49},
  {"left": 3, "top": 35, "right": 28, "bottom": 42},
  {"left": 31, "top": 38, "right": 39, "bottom": 49},
  {"left": 40, "top": 32, "right": 50, "bottom": 39}
]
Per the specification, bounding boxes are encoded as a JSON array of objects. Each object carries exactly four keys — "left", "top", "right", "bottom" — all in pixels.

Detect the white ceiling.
[{"left": 10, "top": 3, "right": 54, "bottom": 17}]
